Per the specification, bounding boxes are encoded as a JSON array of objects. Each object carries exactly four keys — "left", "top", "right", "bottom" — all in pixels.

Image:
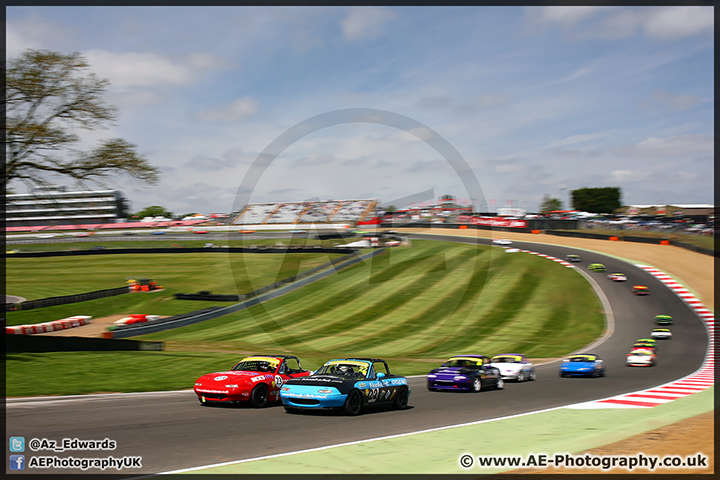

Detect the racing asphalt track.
[{"left": 5, "top": 234, "right": 710, "bottom": 475}]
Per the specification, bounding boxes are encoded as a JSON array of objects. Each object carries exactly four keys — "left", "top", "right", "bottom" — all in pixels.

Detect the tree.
[
  {"left": 4, "top": 49, "right": 160, "bottom": 191},
  {"left": 571, "top": 187, "right": 622, "bottom": 214},
  {"left": 135, "top": 206, "right": 173, "bottom": 219},
  {"left": 539, "top": 195, "right": 563, "bottom": 213}
]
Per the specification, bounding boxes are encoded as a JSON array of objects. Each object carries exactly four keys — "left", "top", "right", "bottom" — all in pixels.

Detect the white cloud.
[
  {"left": 195, "top": 97, "right": 259, "bottom": 123},
  {"left": 610, "top": 169, "right": 636, "bottom": 181},
  {"left": 639, "top": 90, "right": 702, "bottom": 112},
  {"left": 530, "top": 6, "right": 713, "bottom": 41},
  {"left": 615, "top": 134, "right": 713, "bottom": 157},
  {"left": 532, "top": 6, "right": 605, "bottom": 28},
  {"left": 341, "top": 7, "right": 397, "bottom": 41},
  {"left": 642, "top": 7, "right": 714, "bottom": 40},
  {"left": 545, "top": 131, "right": 611, "bottom": 149},
  {"left": 5, "top": 16, "right": 76, "bottom": 59},
  {"left": 676, "top": 171, "right": 700, "bottom": 181},
  {"left": 84, "top": 50, "right": 197, "bottom": 87}
]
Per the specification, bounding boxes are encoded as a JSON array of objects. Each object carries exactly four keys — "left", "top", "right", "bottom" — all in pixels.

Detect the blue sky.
[{"left": 6, "top": 6, "right": 714, "bottom": 215}]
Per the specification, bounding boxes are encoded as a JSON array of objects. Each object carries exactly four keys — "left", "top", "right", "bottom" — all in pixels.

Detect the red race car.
[
  {"left": 194, "top": 355, "right": 311, "bottom": 407},
  {"left": 632, "top": 285, "right": 650, "bottom": 295}
]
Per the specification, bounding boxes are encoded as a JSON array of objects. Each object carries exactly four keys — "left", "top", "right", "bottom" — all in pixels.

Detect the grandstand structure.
[{"left": 231, "top": 199, "right": 377, "bottom": 227}]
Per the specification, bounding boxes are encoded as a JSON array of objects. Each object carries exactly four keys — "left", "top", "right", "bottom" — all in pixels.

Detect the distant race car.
[
  {"left": 194, "top": 355, "right": 312, "bottom": 407},
  {"left": 559, "top": 354, "right": 606, "bottom": 377},
  {"left": 427, "top": 355, "right": 504, "bottom": 392},
  {"left": 565, "top": 254, "right": 582, "bottom": 263},
  {"left": 632, "top": 285, "right": 650, "bottom": 295},
  {"left": 632, "top": 341, "right": 658, "bottom": 353},
  {"left": 489, "top": 353, "right": 536, "bottom": 382},
  {"left": 607, "top": 272, "right": 627, "bottom": 282},
  {"left": 588, "top": 263, "right": 607, "bottom": 272},
  {"left": 626, "top": 349, "right": 657, "bottom": 367},
  {"left": 654, "top": 315, "right": 673, "bottom": 325},
  {"left": 280, "top": 358, "right": 410, "bottom": 416},
  {"left": 492, "top": 238, "right": 512, "bottom": 246},
  {"left": 651, "top": 328, "right": 672, "bottom": 340}
]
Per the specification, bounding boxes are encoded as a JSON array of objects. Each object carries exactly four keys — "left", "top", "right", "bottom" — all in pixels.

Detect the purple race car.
[{"left": 426, "top": 355, "right": 504, "bottom": 392}]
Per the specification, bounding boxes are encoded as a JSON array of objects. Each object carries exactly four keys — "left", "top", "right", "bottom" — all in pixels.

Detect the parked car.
[{"left": 492, "top": 238, "right": 512, "bottom": 246}]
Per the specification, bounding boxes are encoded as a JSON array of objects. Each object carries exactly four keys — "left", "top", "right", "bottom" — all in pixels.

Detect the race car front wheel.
[
  {"left": 471, "top": 377, "right": 482, "bottom": 392},
  {"left": 249, "top": 385, "right": 268, "bottom": 408},
  {"left": 343, "top": 389, "right": 363, "bottom": 416}
]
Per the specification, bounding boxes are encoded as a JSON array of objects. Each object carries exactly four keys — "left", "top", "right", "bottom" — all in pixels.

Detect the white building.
[{"left": 4, "top": 185, "right": 129, "bottom": 227}]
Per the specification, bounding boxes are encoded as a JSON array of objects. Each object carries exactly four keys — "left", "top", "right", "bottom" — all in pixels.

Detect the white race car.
[
  {"left": 626, "top": 349, "right": 656, "bottom": 367},
  {"left": 492, "top": 238, "right": 512, "bottom": 246},
  {"left": 607, "top": 272, "right": 627, "bottom": 282},
  {"left": 489, "top": 353, "right": 535, "bottom": 382},
  {"left": 650, "top": 328, "right": 672, "bottom": 340}
]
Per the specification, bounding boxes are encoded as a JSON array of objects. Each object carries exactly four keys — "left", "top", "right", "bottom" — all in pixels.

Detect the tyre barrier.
[{"left": 6, "top": 315, "right": 92, "bottom": 335}]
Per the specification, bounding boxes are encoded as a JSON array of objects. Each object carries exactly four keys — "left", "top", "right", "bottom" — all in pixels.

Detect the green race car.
[
  {"left": 655, "top": 315, "right": 673, "bottom": 325},
  {"left": 588, "top": 263, "right": 607, "bottom": 272}
]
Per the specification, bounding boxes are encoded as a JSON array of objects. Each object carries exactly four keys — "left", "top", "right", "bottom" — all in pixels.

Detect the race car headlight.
[
  {"left": 281, "top": 387, "right": 290, "bottom": 392},
  {"left": 427, "top": 374, "right": 436, "bottom": 378},
  {"left": 195, "top": 382, "right": 202, "bottom": 386},
  {"left": 454, "top": 375, "right": 467, "bottom": 380},
  {"left": 562, "top": 359, "right": 569, "bottom": 363},
  {"left": 225, "top": 384, "right": 238, "bottom": 388},
  {"left": 317, "top": 389, "right": 333, "bottom": 393}
]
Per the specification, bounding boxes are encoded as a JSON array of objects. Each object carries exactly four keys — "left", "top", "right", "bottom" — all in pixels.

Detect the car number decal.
[
  {"left": 213, "top": 375, "right": 228, "bottom": 381},
  {"left": 366, "top": 388, "right": 380, "bottom": 403},
  {"left": 274, "top": 375, "right": 283, "bottom": 387}
]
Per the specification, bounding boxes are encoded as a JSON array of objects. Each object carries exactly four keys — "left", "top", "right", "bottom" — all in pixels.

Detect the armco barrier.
[
  {"left": 6, "top": 334, "right": 163, "bottom": 353},
  {"left": 671, "top": 240, "right": 714, "bottom": 256},
  {"left": 6, "top": 286, "right": 129, "bottom": 312},
  {"left": 175, "top": 292, "right": 242, "bottom": 301},
  {"left": 111, "top": 249, "right": 384, "bottom": 338},
  {"left": 6, "top": 246, "right": 358, "bottom": 258}
]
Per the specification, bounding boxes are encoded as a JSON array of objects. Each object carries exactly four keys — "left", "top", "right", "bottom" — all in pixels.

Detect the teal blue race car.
[{"left": 280, "top": 358, "right": 410, "bottom": 415}]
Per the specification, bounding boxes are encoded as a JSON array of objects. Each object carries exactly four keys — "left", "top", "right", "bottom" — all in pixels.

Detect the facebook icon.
[{"left": 10, "top": 455, "right": 25, "bottom": 470}]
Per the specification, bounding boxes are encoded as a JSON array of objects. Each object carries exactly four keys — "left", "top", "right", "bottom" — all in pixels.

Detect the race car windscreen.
[
  {"left": 446, "top": 358, "right": 482, "bottom": 367},
  {"left": 231, "top": 357, "right": 279, "bottom": 372},
  {"left": 491, "top": 356, "right": 521, "bottom": 363},
  {"left": 314, "top": 361, "right": 368, "bottom": 378}
]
